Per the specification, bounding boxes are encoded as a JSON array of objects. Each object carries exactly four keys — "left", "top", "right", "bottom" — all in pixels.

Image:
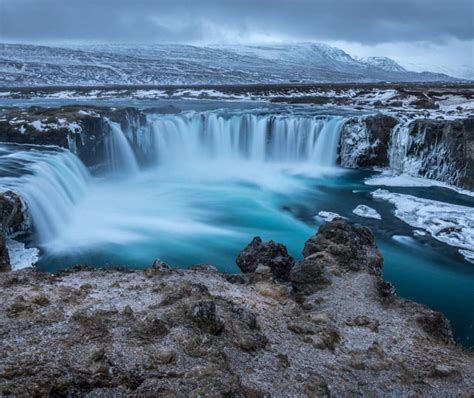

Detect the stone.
[
  {"left": 236, "top": 236, "right": 295, "bottom": 281},
  {"left": 189, "top": 300, "right": 224, "bottom": 335},
  {"left": 290, "top": 256, "right": 331, "bottom": 296}
]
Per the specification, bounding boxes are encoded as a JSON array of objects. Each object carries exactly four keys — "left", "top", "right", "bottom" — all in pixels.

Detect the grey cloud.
[{"left": 0, "top": 0, "right": 473, "bottom": 44}]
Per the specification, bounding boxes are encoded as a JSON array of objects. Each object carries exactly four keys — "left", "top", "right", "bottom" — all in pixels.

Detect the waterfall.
[
  {"left": 146, "top": 112, "right": 344, "bottom": 167},
  {"left": 0, "top": 146, "right": 91, "bottom": 244},
  {"left": 105, "top": 120, "right": 139, "bottom": 175},
  {"left": 388, "top": 122, "right": 411, "bottom": 173}
]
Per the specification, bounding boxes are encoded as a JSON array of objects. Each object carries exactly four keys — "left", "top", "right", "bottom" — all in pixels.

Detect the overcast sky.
[{"left": 1, "top": 0, "right": 473, "bottom": 78}]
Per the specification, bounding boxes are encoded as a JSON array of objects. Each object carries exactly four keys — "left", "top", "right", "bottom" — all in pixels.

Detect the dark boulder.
[
  {"left": 409, "top": 97, "right": 439, "bottom": 109},
  {"left": 289, "top": 255, "right": 331, "bottom": 295},
  {"left": 303, "top": 218, "right": 383, "bottom": 275},
  {"left": 189, "top": 300, "right": 224, "bottom": 335},
  {"left": 236, "top": 236, "right": 295, "bottom": 281}
]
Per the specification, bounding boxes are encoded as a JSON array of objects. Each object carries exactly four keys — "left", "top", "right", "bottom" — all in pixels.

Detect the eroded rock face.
[
  {"left": 302, "top": 218, "right": 383, "bottom": 275},
  {"left": 0, "top": 191, "right": 29, "bottom": 272},
  {"left": 0, "top": 106, "right": 148, "bottom": 169},
  {"left": 407, "top": 117, "right": 474, "bottom": 189},
  {"left": 236, "top": 236, "right": 295, "bottom": 281},
  {"left": 0, "top": 220, "right": 472, "bottom": 396},
  {"left": 339, "top": 114, "right": 398, "bottom": 168}
]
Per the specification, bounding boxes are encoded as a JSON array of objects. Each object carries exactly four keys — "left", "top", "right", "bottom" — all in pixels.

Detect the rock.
[
  {"left": 151, "top": 259, "right": 171, "bottom": 272},
  {"left": 0, "top": 191, "right": 28, "bottom": 272},
  {"left": 430, "top": 364, "right": 461, "bottom": 379},
  {"left": 410, "top": 97, "right": 439, "bottom": 109},
  {"left": 189, "top": 300, "right": 224, "bottom": 335},
  {"left": 416, "top": 309, "right": 454, "bottom": 344},
  {"left": 303, "top": 219, "right": 383, "bottom": 275},
  {"left": 339, "top": 114, "right": 398, "bottom": 168},
  {"left": 290, "top": 255, "right": 331, "bottom": 296},
  {"left": 407, "top": 117, "right": 473, "bottom": 189},
  {"left": 236, "top": 236, "right": 295, "bottom": 281},
  {"left": 346, "top": 315, "right": 380, "bottom": 332}
]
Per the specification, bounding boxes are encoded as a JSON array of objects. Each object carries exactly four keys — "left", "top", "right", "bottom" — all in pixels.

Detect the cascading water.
[
  {"left": 0, "top": 112, "right": 346, "bottom": 270},
  {"left": 105, "top": 120, "right": 139, "bottom": 175},
  {"left": 0, "top": 145, "right": 91, "bottom": 245},
  {"left": 388, "top": 121, "right": 411, "bottom": 173},
  {"left": 145, "top": 112, "right": 345, "bottom": 168}
]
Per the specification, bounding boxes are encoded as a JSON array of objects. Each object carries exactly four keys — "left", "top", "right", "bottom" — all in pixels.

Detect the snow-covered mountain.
[
  {"left": 0, "top": 42, "right": 456, "bottom": 87},
  {"left": 358, "top": 56, "right": 407, "bottom": 73}
]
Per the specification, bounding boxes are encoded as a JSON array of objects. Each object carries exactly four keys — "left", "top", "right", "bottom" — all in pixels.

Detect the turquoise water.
[
  {"left": 30, "top": 166, "right": 474, "bottom": 349},
  {"left": 1, "top": 100, "right": 471, "bottom": 349}
]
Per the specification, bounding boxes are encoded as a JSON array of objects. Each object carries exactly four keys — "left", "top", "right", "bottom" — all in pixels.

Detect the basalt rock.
[
  {"left": 236, "top": 236, "right": 295, "bottom": 281},
  {"left": 0, "top": 106, "right": 147, "bottom": 169},
  {"left": 0, "top": 221, "right": 473, "bottom": 396},
  {"left": 0, "top": 191, "right": 28, "bottom": 272},
  {"left": 339, "top": 114, "right": 398, "bottom": 168},
  {"left": 302, "top": 218, "right": 383, "bottom": 275},
  {"left": 406, "top": 117, "right": 474, "bottom": 189}
]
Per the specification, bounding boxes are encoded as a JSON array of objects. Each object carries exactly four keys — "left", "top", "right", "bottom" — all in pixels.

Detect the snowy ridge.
[
  {"left": 0, "top": 43, "right": 456, "bottom": 87},
  {"left": 358, "top": 57, "right": 407, "bottom": 72}
]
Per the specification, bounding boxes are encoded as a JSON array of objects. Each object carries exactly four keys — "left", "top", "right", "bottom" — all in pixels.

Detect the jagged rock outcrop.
[
  {"left": 0, "top": 191, "right": 28, "bottom": 272},
  {"left": 0, "top": 106, "right": 151, "bottom": 169},
  {"left": 1, "top": 220, "right": 471, "bottom": 396},
  {"left": 339, "top": 114, "right": 398, "bottom": 168},
  {"left": 236, "top": 236, "right": 295, "bottom": 281},
  {"left": 0, "top": 219, "right": 474, "bottom": 397},
  {"left": 405, "top": 117, "right": 474, "bottom": 189},
  {"left": 339, "top": 114, "right": 473, "bottom": 189}
]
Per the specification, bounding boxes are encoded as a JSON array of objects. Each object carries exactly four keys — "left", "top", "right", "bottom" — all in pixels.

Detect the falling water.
[
  {"left": 105, "top": 120, "right": 139, "bottom": 175},
  {"left": 0, "top": 145, "right": 90, "bottom": 244},
  {"left": 146, "top": 112, "right": 345, "bottom": 167},
  {"left": 0, "top": 112, "right": 346, "bottom": 264}
]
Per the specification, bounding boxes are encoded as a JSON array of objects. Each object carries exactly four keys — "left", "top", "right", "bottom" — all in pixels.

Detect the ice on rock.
[
  {"left": 317, "top": 211, "right": 343, "bottom": 222},
  {"left": 459, "top": 249, "right": 474, "bottom": 264},
  {"left": 352, "top": 205, "right": 382, "bottom": 220},
  {"left": 413, "top": 230, "right": 427, "bottom": 237},
  {"left": 372, "top": 189, "right": 474, "bottom": 262},
  {"left": 7, "top": 239, "right": 39, "bottom": 270}
]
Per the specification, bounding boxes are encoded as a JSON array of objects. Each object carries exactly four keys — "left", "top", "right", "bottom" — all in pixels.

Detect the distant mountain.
[
  {"left": 0, "top": 42, "right": 457, "bottom": 87},
  {"left": 358, "top": 56, "right": 407, "bottom": 73}
]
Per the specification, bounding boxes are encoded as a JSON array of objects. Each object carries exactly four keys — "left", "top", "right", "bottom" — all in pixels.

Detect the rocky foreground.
[{"left": 0, "top": 219, "right": 472, "bottom": 397}]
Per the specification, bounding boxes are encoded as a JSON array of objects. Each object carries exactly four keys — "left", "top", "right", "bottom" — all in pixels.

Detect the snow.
[
  {"left": 6, "top": 239, "right": 39, "bottom": 270},
  {"left": 352, "top": 205, "right": 382, "bottom": 220},
  {"left": 459, "top": 249, "right": 474, "bottom": 264},
  {"left": 413, "top": 230, "right": 427, "bottom": 237},
  {"left": 372, "top": 189, "right": 474, "bottom": 262},
  {"left": 317, "top": 211, "right": 344, "bottom": 222},
  {"left": 365, "top": 171, "right": 474, "bottom": 198},
  {"left": 31, "top": 120, "right": 45, "bottom": 131},
  {"left": 0, "top": 43, "right": 457, "bottom": 87}
]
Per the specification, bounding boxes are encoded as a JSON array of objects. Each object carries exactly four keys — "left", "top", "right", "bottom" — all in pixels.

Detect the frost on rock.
[
  {"left": 317, "top": 211, "right": 343, "bottom": 222},
  {"left": 6, "top": 239, "right": 39, "bottom": 270},
  {"left": 388, "top": 120, "right": 468, "bottom": 188},
  {"left": 372, "top": 189, "right": 474, "bottom": 261},
  {"left": 352, "top": 205, "right": 382, "bottom": 220},
  {"left": 339, "top": 117, "right": 371, "bottom": 168}
]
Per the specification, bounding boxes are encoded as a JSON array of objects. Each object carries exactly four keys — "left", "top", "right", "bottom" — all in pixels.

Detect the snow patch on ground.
[
  {"left": 372, "top": 189, "right": 474, "bottom": 261},
  {"left": 6, "top": 239, "right": 39, "bottom": 270},
  {"left": 352, "top": 205, "right": 382, "bottom": 220}
]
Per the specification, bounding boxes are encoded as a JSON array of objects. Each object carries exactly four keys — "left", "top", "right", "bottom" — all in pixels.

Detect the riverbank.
[{"left": 0, "top": 219, "right": 472, "bottom": 396}]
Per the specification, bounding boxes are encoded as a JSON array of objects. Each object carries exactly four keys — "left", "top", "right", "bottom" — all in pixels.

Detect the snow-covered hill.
[
  {"left": 0, "top": 43, "right": 456, "bottom": 87},
  {"left": 358, "top": 56, "right": 407, "bottom": 73}
]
